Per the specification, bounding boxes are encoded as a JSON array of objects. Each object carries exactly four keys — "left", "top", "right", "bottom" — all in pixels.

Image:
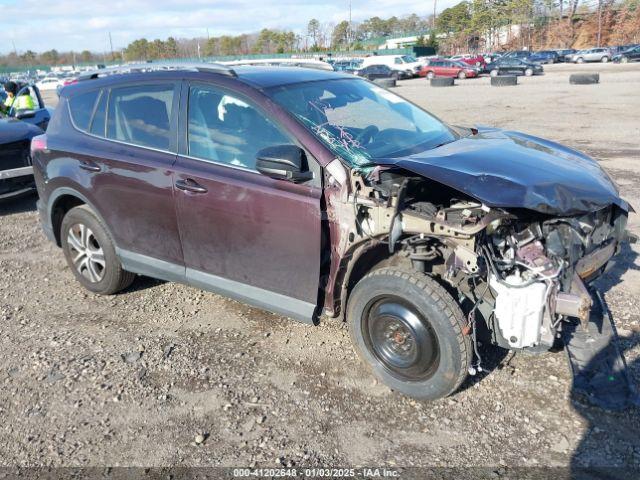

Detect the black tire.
[
  {"left": 524, "top": 67, "right": 534, "bottom": 77},
  {"left": 576, "top": 57, "right": 585, "bottom": 64},
  {"left": 601, "top": 56, "right": 609, "bottom": 63},
  {"left": 430, "top": 77, "right": 455, "bottom": 87},
  {"left": 60, "top": 205, "right": 135, "bottom": 295},
  {"left": 457, "top": 70, "right": 467, "bottom": 79},
  {"left": 491, "top": 75, "right": 518, "bottom": 86},
  {"left": 373, "top": 78, "right": 396, "bottom": 88},
  {"left": 425, "top": 71, "right": 435, "bottom": 80},
  {"left": 489, "top": 69, "right": 499, "bottom": 77},
  {"left": 569, "top": 73, "right": 600, "bottom": 85},
  {"left": 347, "top": 268, "right": 471, "bottom": 400}
]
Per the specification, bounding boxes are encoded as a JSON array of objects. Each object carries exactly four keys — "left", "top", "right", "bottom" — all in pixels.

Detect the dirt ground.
[{"left": 2, "top": 63, "right": 640, "bottom": 473}]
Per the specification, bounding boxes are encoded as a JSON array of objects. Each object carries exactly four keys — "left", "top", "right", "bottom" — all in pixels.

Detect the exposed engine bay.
[{"left": 333, "top": 165, "right": 633, "bottom": 360}]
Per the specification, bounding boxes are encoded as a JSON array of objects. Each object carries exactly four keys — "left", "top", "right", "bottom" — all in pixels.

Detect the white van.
[{"left": 361, "top": 55, "right": 423, "bottom": 77}]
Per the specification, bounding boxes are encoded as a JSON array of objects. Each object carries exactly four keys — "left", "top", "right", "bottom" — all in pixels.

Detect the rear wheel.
[
  {"left": 490, "top": 69, "right": 499, "bottom": 77},
  {"left": 60, "top": 205, "right": 135, "bottom": 295},
  {"left": 457, "top": 71, "right": 467, "bottom": 79},
  {"left": 621, "top": 57, "right": 629, "bottom": 64},
  {"left": 577, "top": 57, "right": 585, "bottom": 64},
  {"left": 524, "top": 67, "right": 534, "bottom": 77},
  {"left": 347, "top": 268, "right": 471, "bottom": 400},
  {"left": 601, "top": 56, "right": 609, "bottom": 63},
  {"left": 426, "top": 71, "right": 435, "bottom": 80}
]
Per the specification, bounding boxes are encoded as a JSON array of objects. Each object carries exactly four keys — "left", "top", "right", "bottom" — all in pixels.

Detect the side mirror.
[
  {"left": 15, "top": 110, "right": 36, "bottom": 120},
  {"left": 256, "top": 145, "right": 313, "bottom": 183}
]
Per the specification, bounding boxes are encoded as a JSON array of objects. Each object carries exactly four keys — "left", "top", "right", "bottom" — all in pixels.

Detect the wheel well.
[
  {"left": 51, "top": 194, "right": 85, "bottom": 246},
  {"left": 336, "top": 243, "right": 413, "bottom": 319}
]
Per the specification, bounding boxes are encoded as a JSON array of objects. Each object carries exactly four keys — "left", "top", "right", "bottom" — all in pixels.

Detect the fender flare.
[{"left": 47, "top": 186, "right": 113, "bottom": 245}]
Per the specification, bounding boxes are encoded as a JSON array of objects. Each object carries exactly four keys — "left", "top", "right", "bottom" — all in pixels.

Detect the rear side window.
[
  {"left": 106, "top": 84, "right": 175, "bottom": 151},
  {"left": 69, "top": 90, "right": 100, "bottom": 131},
  {"left": 90, "top": 90, "right": 107, "bottom": 136}
]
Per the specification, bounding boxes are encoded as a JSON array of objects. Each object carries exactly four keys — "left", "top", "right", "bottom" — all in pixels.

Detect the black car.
[
  {"left": 0, "top": 84, "right": 52, "bottom": 199},
  {"left": 356, "top": 64, "right": 407, "bottom": 81},
  {"left": 485, "top": 57, "right": 544, "bottom": 77},
  {"left": 613, "top": 45, "right": 640, "bottom": 63},
  {"left": 529, "top": 51, "right": 559, "bottom": 64},
  {"left": 553, "top": 49, "right": 577, "bottom": 62}
]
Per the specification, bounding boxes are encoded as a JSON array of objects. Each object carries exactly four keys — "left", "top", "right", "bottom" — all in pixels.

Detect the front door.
[{"left": 173, "top": 82, "right": 322, "bottom": 323}]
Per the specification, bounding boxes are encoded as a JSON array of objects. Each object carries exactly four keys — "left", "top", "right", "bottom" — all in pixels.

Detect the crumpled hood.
[
  {"left": 0, "top": 118, "right": 43, "bottom": 145},
  {"left": 372, "top": 127, "right": 628, "bottom": 216}
]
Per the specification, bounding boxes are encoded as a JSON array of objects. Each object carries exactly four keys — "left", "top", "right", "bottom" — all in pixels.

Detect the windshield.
[
  {"left": 401, "top": 55, "right": 417, "bottom": 63},
  {"left": 268, "top": 78, "right": 457, "bottom": 168}
]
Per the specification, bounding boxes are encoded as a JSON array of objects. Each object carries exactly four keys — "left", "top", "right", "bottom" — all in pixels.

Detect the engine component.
[{"left": 489, "top": 274, "right": 547, "bottom": 349}]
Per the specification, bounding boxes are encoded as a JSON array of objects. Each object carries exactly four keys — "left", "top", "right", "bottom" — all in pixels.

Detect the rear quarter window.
[{"left": 68, "top": 89, "right": 100, "bottom": 131}]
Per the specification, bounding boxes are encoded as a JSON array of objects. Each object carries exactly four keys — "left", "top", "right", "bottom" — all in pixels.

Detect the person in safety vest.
[{"left": 1, "top": 81, "right": 35, "bottom": 114}]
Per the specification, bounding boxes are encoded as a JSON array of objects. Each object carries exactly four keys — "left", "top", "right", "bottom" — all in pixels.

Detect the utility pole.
[
  {"left": 596, "top": 0, "right": 603, "bottom": 47},
  {"left": 433, "top": 0, "right": 437, "bottom": 29},
  {"left": 108, "top": 32, "right": 114, "bottom": 62},
  {"left": 348, "top": 0, "right": 352, "bottom": 51}
]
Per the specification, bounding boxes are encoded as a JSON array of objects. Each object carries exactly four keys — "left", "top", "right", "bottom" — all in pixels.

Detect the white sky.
[{"left": 0, "top": 0, "right": 456, "bottom": 53}]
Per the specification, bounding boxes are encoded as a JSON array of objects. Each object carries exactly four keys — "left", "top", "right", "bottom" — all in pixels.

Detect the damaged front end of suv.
[{"left": 269, "top": 78, "right": 637, "bottom": 404}]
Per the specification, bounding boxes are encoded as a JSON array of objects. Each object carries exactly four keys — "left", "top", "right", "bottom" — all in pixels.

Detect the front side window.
[
  {"left": 268, "top": 79, "right": 457, "bottom": 169},
  {"left": 106, "top": 83, "right": 175, "bottom": 150},
  {"left": 187, "top": 85, "right": 291, "bottom": 170}
]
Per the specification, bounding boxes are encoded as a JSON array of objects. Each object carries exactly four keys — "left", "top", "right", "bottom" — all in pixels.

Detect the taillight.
[{"left": 31, "top": 134, "right": 47, "bottom": 154}]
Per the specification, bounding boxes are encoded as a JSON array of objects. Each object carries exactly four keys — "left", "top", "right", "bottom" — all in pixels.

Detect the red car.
[
  {"left": 450, "top": 54, "right": 486, "bottom": 67},
  {"left": 419, "top": 59, "right": 478, "bottom": 79}
]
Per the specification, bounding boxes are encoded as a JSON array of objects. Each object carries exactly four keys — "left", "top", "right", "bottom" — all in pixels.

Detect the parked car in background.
[
  {"left": 56, "top": 76, "right": 79, "bottom": 97},
  {"left": 449, "top": 54, "right": 486, "bottom": 68},
  {"left": 502, "top": 50, "right": 533, "bottom": 61},
  {"left": 484, "top": 57, "right": 544, "bottom": 76},
  {"left": 613, "top": 45, "right": 640, "bottom": 63},
  {"left": 529, "top": 51, "right": 559, "bottom": 64},
  {"left": 32, "top": 63, "right": 633, "bottom": 402},
  {"left": 356, "top": 64, "right": 408, "bottom": 80},
  {"left": 332, "top": 60, "right": 362, "bottom": 74},
  {"left": 553, "top": 49, "right": 577, "bottom": 62},
  {"left": 36, "top": 77, "right": 63, "bottom": 91},
  {"left": 419, "top": 59, "right": 478, "bottom": 79},
  {"left": 361, "top": 54, "right": 423, "bottom": 77},
  {"left": 567, "top": 48, "right": 612, "bottom": 63},
  {"left": 0, "top": 84, "right": 51, "bottom": 199}
]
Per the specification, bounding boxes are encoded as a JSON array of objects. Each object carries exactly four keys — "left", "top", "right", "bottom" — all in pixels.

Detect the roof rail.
[{"left": 78, "top": 62, "right": 237, "bottom": 81}]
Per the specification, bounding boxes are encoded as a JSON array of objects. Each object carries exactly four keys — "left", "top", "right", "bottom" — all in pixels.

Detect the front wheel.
[
  {"left": 577, "top": 57, "right": 585, "bottom": 64},
  {"left": 524, "top": 68, "right": 534, "bottom": 77},
  {"left": 61, "top": 205, "right": 136, "bottom": 295},
  {"left": 621, "top": 57, "right": 629, "bottom": 64},
  {"left": 490, "top": 69, "right": 499, "bottom": 77},
  {"left": 426, "top": 71, "right": 435, "bottom": 80},
  {"left": 601, "top": 56, "right": 609, "bottom": 63},
  {"left": 458, "top": 71, "right": 467, "bottom": 79},
  {"left": 347, "top": 268, "right": 471, "bottom": 400}
]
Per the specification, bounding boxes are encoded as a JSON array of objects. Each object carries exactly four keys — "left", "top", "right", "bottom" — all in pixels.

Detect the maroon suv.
[{"left": 32, "top": 63, "right": 633, "bottom": 401}]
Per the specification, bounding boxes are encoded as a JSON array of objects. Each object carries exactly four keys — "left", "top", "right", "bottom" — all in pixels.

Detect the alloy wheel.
[{"left": 67, "top": 223, "right": 106, "bottom": 283}]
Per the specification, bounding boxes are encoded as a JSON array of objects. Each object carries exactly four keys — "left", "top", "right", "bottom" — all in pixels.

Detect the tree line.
[{"left": 436, "top": 0, "right": 640, "bottom": 53}]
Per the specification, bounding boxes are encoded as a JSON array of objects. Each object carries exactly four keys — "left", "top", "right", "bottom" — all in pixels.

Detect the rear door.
[
  {"left": 63, "top": 82, "right": 184, "bottom": 268},
  {"left": 172, "top": 81, "right": 323, "bottom": 323}
]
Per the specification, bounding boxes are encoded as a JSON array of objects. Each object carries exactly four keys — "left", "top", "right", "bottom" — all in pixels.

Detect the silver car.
[{"left": 569, "top": 48, "right": 612, "bottom": 63}]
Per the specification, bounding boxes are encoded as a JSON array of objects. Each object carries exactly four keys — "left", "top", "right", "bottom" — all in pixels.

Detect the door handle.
[
  {"left": 79, "top": 161, "right": 101, "bottom": 172},
  {"left": 175, "top": 179, "right": 208, "bottom": 194}
]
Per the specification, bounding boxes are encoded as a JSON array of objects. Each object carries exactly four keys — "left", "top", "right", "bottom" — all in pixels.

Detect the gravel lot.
[{"left": 1, "top": 63, "right": 640, "bottom": 472}]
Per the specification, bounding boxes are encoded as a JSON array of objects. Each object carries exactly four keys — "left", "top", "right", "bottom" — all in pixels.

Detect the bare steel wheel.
[
  {"left": 363, "top": 297, "right": 440, "bottom": 381},
  {"left": 61, "top": 205, "right": 135, "bottom": 295},
  {"left": 67, "top": 224, "right": 106, "bottom": 283},
  {"left": 348, "top": 267, "right": 471, "bottom": 400}
]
